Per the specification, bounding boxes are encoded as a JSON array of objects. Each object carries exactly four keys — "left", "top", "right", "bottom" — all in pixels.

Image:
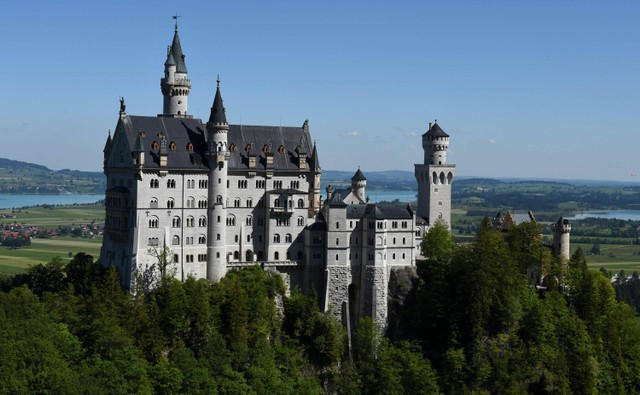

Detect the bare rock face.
[{"left": 387, "top": 266, "right": 419, "bottom": 340}]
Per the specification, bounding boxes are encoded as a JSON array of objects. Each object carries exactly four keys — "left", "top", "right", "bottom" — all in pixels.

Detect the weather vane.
[{"left": 172, "top": 13, "right": 180, "bottom": 31}]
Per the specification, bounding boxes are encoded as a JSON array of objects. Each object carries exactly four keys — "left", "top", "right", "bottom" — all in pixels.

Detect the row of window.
[
  {"left": 148, "top": 216, "right": 207, "bottom": 228},
  {"left": 150, "top": 178, "right": 303, "bottom": 191}
]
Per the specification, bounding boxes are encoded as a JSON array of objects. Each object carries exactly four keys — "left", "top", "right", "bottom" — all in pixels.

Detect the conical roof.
[
  {"left": 423, "top": 122, "right": 449, "bottom": 138},
  {"left": 207, "top": 80, "right": 227, "bottom": 125},
  {"left": 133, "top": 134, "right": 144, "bottom": 152},
  {"left": 352, "top": 168, "right": 366, "bottom": 181},
  {"left": 168, "top": 28, "right": 187, "bottom": 73},
  {"left": 103, "top": 131, "right": 112, "bottom": 153},
  {"left": 309, "top": 141, "right": 320, "bottom": 169}
]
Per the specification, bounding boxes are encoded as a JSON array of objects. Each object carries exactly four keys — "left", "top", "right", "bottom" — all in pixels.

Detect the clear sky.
[{"left": 1, "top": 1, "right": 638, "bottom": 181}]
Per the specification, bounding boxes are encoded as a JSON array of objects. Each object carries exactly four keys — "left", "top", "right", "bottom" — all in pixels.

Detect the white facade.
[{"left": 100, "top": 25, "right": 455, "bottom": 328}]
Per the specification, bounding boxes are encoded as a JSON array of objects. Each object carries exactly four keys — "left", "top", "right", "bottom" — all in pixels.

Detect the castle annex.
[{"left": 100, "top": 23, "right": 455, "bottom": 327}]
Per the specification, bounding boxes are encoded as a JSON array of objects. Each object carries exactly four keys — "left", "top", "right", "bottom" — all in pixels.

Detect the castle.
[{"left": 100, "top": 23, "right": 455, "bottom": 327}]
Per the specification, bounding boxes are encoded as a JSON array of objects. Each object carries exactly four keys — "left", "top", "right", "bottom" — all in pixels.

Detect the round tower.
[
  {"left": 160, "top": 21, "right": 191, "bottom": 117},
  {"left": 205, "top": 78, "right": 229, "bottom": 281},
  {"left": 351, "top": 168, "right": 367, "bottom": 202},
  {"left": 422, "top": 122, "right": 449, "bottom": 165},
  {"left": 552, "top": 217, "right": 571, "bottom": 261}
]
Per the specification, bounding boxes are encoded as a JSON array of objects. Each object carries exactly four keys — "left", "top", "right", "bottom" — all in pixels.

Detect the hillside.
[{"left": 0, "top": 157, "right": 105, "bottom": 194}]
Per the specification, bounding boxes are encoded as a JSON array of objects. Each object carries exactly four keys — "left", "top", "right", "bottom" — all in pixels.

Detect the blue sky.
[{"left": 1, "top": 1, "right": 638, "bottom": 181}]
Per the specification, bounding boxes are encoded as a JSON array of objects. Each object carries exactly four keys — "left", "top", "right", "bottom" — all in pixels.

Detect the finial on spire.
[
  {"left": 172, "top": 13, "right": 180, "bottom": 31},
  {"left": 119, "top": 97, "right": 126, "bottom": 114},
  {"left": 217, "top": 74, "right": 220, "bottom": 88}
]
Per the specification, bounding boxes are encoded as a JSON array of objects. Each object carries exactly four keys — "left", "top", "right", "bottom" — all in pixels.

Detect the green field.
[
  {"left": 572, "top": 243, "right": 640, "bottom": 273},
  {"left": 0, "top": 236, "right": 103, "bottom": 272},
  {"left": 1, "top": 203, "right": 104, "bottom": 228}
]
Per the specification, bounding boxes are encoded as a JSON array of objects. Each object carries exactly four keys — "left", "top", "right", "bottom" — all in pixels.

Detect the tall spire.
[
  {"left": 160, "top": 17, "right": 191, "bottom": 118},
  {"left": 208, "top": 77, "right": 228, "bottom": 126},
  {"left": 168, "top": 26, "right": 187, "bottom": 73}
]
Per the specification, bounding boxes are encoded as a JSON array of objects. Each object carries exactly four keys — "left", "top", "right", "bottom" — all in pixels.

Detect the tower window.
[{"left": 169, "top": 142, "right": 176, "bottom": 151}]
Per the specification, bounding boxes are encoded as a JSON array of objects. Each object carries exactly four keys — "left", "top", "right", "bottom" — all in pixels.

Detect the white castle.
[{"left": 100, "top": 23, "right": 455, "bottom": 327}]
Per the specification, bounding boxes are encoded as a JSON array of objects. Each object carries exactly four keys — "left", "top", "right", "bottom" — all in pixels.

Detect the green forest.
[{"left": 1, "top": 220, "right": 640, "bottom": 394}]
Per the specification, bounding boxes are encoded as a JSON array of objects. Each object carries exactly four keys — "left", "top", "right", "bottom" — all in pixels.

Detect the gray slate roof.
[
  {"left": 423, "top": 122, "right": 449, "bottom": 138},
  {"left": 226, "top": 124, "right": 315, "bottom": 172},
  {"left": 345, "top": 203, "right": 413, "bottom": 219},
  {"left": 169, "top": 29, "right": 187, "bottom": 73},
  {"left": 113, "top": 115, "right": 319, "bottom": 172}
]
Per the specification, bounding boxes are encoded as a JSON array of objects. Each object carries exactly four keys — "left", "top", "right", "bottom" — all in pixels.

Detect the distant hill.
[{"left": 0, "top": 158, "right": 105, "bottom": 194}]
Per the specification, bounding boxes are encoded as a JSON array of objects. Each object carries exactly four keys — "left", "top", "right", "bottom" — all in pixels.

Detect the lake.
[
  {"left": 567, "top": 210, "right": 640, "bottom": 221},
  {"left": 0, "top": 194, "right": 103, "bottom": 209},
  {"left": 366, "top": 190, "right": 417, "bottom": 203}
]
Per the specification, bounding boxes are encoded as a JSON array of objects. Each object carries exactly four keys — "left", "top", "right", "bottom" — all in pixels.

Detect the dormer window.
[
  {"left": 262, "top": 144, "right": 270, "bottom": 153},
  {"left": 245, "top": 144, "right": 252, "bottom": 153},
  {"left": 152, "top": 141, "right": 159, "bottom": 151},
  {"left": 139, "top": 131, "right": 146, "bottom": 137},
  {"left": 187, "top": 142, "right": 194, "bottom": 151},
  {"left": 278, "top": 145, "right": 285, "bottom": 154},
  {"left": 229, "top": 144, "right": 236, "bottom": 152},
  {"left": 169, "top": 142, "right": 176, "bottom": 151}
]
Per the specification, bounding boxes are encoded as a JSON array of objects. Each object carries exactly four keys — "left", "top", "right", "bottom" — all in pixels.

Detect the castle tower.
[
  {"left": 351, "top": 168, "right": 367, "bottom": 202},
  {"left": 160, "top": 20, "right": 191, "bottom": 118},
  {"left": 552, "top": 217, "right": 571, "bottom": 260},
  {"left": 414, "top": 122, "right": 456, "bottom": 228},
  {"left": 205, "top": 78, "right": 229, "bottom": 281}
]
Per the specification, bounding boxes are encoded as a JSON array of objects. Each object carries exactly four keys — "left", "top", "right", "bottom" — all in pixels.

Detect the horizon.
[{"left": 1, "top": 2, "right": 638, "bottom": 181}]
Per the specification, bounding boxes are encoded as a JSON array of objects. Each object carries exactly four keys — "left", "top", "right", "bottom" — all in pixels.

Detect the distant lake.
[
  {"left": 367, "top": 190, "right": 417, "bottom": 203},
  {"left": 567, "top": 210, "right": 640, "bottom": 221},
  {"left": 0, "top": 194, "right": 103, "bottom": 209}
]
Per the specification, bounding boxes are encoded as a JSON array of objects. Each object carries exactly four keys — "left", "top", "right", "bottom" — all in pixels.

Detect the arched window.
[
  {"left": 150, "top": 179, "right": 159, "bottom": 188},
  {"left": 226, "top": 215, "right": 236, "bottom": 226},
  {"left": 246, "top": 216, "right": 253, "bottom": 226},
  {"left": 285, "top": 234, "right": 292, "bottom": 243},
  {"left": 150, "top": 197, "right": 158, "bottom": 208},
  {"left": 297, "top": 216, "right": 304, "bottom": 226},
  {"left": 274, "top": 234, "right": 280, "bottom": 243},
  {"left": 199, "top": 216, "right": 207, "bottom": 227},
  {"left": 149, "top": 216, "right": 159, "bottom": 228},
  {"left": 297, "top": 198, "right": 304, "bottom": 208},
  {"left": 439, "top": 172, "right": 445, "bottom": 185},
  {"left": 234, "top": 198, "right": 241, "bottom": 208},
  {"left": 216, "top": 195, "right": 222, "bottom": 204},
  {"left": 432, "top": 172, "right": 438, "bottom": 184},
  {"left": 274, "top": 198, "right": 280, "bottom": 207},
  {"left": 274, "top": 251, "right": 280, "bottom": 260},
  {"left": 447, "top": 172, "right": 453, "bottom": 184},
  {"left": 246, "top": 250, "right": 253, "bottom": 261},
  {"left": 198, "top": 235, "right": 206, "bottom": 244},
  {"left": 172, "top": 235, "right": 180, "bottom": 245},
  {"left": 246, "top": 198, "right": 252, "bottom": 207},
  {"left": 172, "top": 216, "right": 181, "bottom": 227},
  {"left": 233, "top": 251, "right": 239, "bottom": 260},
  {"left": 167, "top": 198, "right": 175, "bottom": 209},
  {"left": 186, "top": 197, "right": 195, "bottom": 208},
  {"left": 186, "top": 216, "right": 194, "bottom": 227}
]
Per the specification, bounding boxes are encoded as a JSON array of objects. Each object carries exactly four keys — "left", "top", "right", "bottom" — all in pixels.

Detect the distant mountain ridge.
[{"left": 0, "top": 157, "right": 104, "bottom": 194}]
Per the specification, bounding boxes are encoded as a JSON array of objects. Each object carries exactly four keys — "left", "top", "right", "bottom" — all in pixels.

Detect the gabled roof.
[
  {"left": 110, "top": 115, "right": 316, "bottom": 172},
  {"left": 226, "top": 124, "right": 315, "bottom": 171},
  {"left": 113, "top": 115, "right": 208, "bottom": 170},
  {"left": 423, "top": 122, "right": 449, "bottom": 138},
  {"left": 343, "top": 203, "right": 413, "bottom": 219}
]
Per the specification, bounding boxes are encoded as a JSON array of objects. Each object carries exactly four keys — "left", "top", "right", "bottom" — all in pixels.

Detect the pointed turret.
[
  {"left": 160, "top": 20, "right": 191, "bottom": 118},
  {"left": 206, "top": 77, "right": 230, "bottom": 282},
  {"left": 351, "top": 167, "right": 367, "bottom": 202},
  {"left": 103, "top": 131, "right": 112, "bottom": 170},
  {"left": 309, "top": 140, "right": 320, "bottom": 169},
  {"left": 208, "top": 79, "right": 228, "bottom": 127},
  {"left": 168, "top": 24, "right": 187, "bottom": 73}
]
